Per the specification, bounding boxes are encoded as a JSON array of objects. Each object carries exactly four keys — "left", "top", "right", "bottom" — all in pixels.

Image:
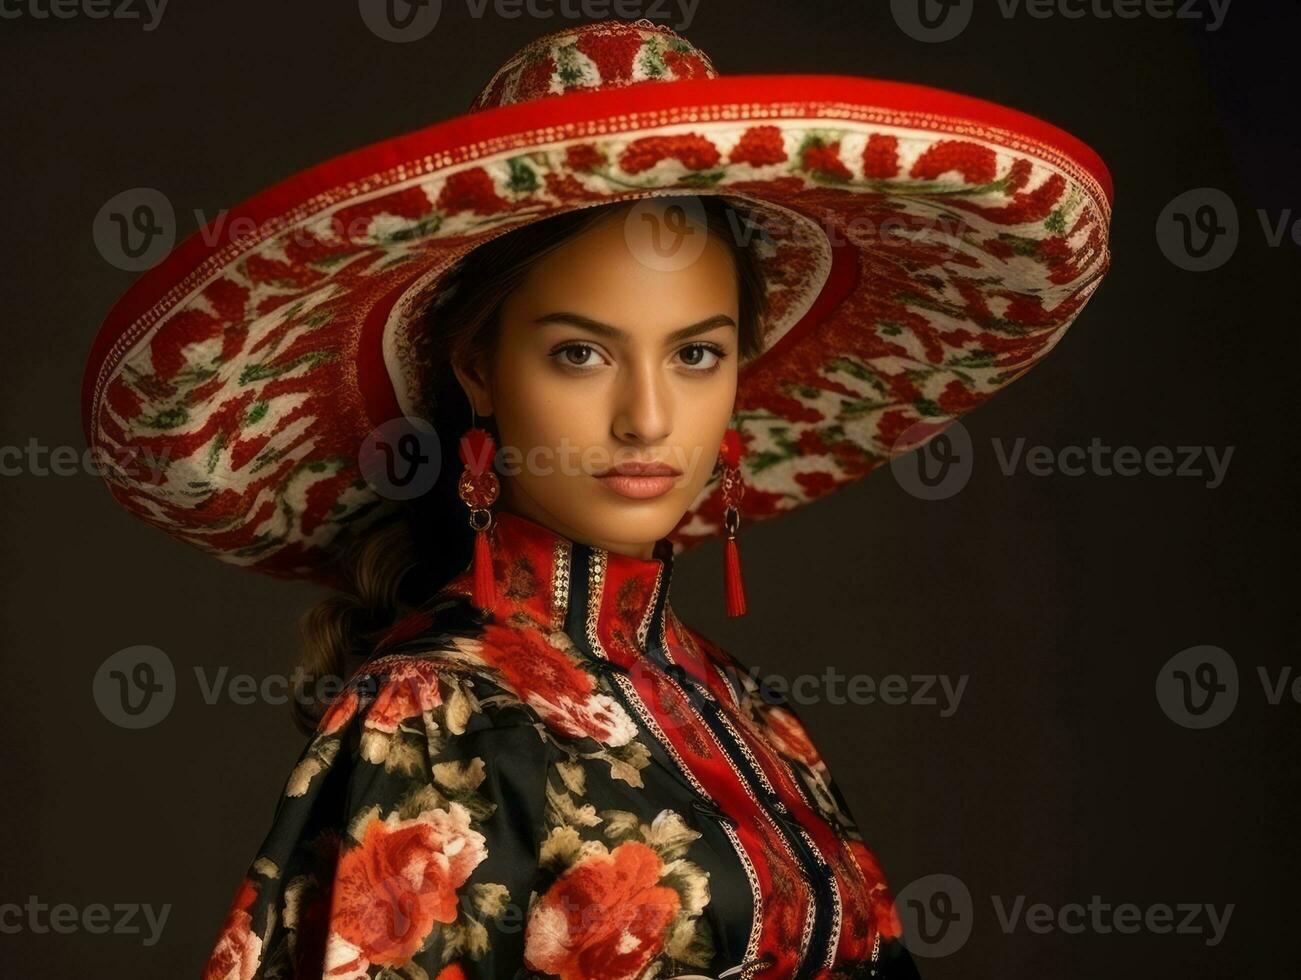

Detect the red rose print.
[
  {"left": 524, "top": 841, "right": 681, "bottom": 980},
  {"left": 1005, "top": 157, "right": 1034, "bottom": 193},
  {"left": 794, "top": 428, "right": 828, "bottom": 456},
  {"left": 565, "top": 143, "right": 607, "bottom": 173},
  {"left": 575, "top": 31, "right": 644, "bottom": 85},
  {"left": 106, "top": 379, "right": 142, "bottom": 422},
  {"left": 937, "top": 378, "right": 983, "bottom": 414},
  {"left": 517, "top": 53, "right": 557, "bottom": 99},
  {"left": 331, "top": 186, "right": 434, "bottom": 240},
  {"left": 663, "top": 47, "right": 710, "bottom": 79},
  {"left": 949, "top": 172, "right": 1068, "bottom": 226},
  {"left": 364, "top": 660, "right": 444, "bottom": 735},
  {"left": 983, "top": 237, "right": 1017, "bottom": 260},
  {"left": 793, "top": 470, "right": 838, "bottom": 499},
  {"left": 478, "top": 622, "right": 637, "bottom": 746},
  {"left": 910, "top": 140, "right": 999, "bottom": 184},
  {"left": 436, "top": 167, "right": 511, "bottom": 216},
  {"left": 202, "top": 877, "right": 263, "bottom": 980},
  {"left": 729, "top": 126, "right": 787, "bottom": 167},
  {"left": 331, "top": 805, "right": 488, "bottom": 967},
  {"left": 863, "top": 134, "right": 901, "bottom": 179},
  {"left": 544, "top": 172, "right": 608, "bottom": 203},
  {"left": 877, "top": 409, "right": 949, "bottom": 451},
  {"left": 618, "top": 134, "right": 721, "bottom": 174},
  {"left": 801, "top": 141, "right": 852, "bottom": 182},
  {"left": 320, "top": 688, "right": 360, "bottom": 736},
  {"left": 762, "top": 706, "right": 823, "bottom": 767}
]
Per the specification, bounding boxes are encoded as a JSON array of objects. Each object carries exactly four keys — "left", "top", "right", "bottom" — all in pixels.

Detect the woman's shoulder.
[
  {"left": 206, "top": 607, "right": 559, "bottom": 978},
  {"left": 309, "top": 599, "right": 545, "bottom": 744}
]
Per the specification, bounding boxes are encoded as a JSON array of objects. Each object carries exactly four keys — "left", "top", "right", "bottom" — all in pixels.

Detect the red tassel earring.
[
  {"left": 457, "top": 424, "right": 499, "bottom": 612},
  {"left": 719, "top": 427, "right": 748, "bottom": 618}
]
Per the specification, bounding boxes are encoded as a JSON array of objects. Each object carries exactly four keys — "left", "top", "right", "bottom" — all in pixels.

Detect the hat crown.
[{"left": 469, "top": 18, "right": 718, "bottom": 113}]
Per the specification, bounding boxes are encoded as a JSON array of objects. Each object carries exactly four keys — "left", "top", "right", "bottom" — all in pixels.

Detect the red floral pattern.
[
  {"left": 202, "top": 877, "right": 262, "bottom": 980},
  {"left": 330, "top": 807, "right": 488, "bottom": 969},
  {"left": 619, "top": 133, "right": 722, "bottom": 174},
  {"left": 468, "top": 20, "right": 718, "bottom": 112},
  {"left": 202, "top": 509, "right": 919, "bottom": 977},
  {"left": 476, "top": 620, "right": 639, "bottom": 746},
  {"left": 729, "top": 125, "right": 788, "bottom": 167},
  {"left": 524, "top": 841, "right": 681, "bottom": 980}
]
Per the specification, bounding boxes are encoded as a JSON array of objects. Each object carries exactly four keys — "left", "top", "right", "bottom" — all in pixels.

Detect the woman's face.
[{"left": 456, "top": 201, "right": 741, "bottom": 559}]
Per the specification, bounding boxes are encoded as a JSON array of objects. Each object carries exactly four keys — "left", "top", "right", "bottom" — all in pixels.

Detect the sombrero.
[{"left": 80, "top": 18, "right": 1113, "bottom": 588}]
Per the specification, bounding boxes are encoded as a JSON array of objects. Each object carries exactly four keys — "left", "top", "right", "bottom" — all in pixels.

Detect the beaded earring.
[
  {"left": 719, "top": 427, "right": 747, "bottom": 618},
  {"left": 457, "top": 412, "right": 499, "bottom": 611}
]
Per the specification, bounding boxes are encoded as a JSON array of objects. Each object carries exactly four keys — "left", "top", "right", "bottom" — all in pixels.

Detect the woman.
[{"left": 80, "top": 19, "right": 1113, "bottom": 980}]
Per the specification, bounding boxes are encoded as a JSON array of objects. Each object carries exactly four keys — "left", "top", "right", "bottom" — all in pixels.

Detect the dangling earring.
[
  {"left": 458, "top": 411, "right": 499, "bottom": 612},
  {"left": 719, "top": 426, "right": 747, "bottom": 618}
]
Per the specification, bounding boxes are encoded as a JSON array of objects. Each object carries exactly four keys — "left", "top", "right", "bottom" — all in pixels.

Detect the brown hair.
[{"left": 290, "top": 195, "right": 769, "bottom": 733}]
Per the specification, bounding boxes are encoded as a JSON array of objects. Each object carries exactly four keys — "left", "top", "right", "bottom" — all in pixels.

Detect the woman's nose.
[{"left": 612, "top": 362, "right": 672, "bottom": 445}]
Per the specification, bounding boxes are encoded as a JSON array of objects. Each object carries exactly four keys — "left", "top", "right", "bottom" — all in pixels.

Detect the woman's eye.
[
  {"left": 678, "top": 343, "right": 724, "bottom": 371},
  {"left": 552, "top": 344, "right": 607, "bottom": 369}
]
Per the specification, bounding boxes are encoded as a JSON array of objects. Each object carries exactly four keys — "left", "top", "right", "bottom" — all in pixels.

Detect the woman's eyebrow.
[{"left": 533, "top": 312, "right": 737, "bottom": 344}]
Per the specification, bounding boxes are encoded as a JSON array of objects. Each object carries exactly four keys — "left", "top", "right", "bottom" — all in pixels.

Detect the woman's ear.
[{"left": 451, "top": 353, "right": 494, "bottom": 418}]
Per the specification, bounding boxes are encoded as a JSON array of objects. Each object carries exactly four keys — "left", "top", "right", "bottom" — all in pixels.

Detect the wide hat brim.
[{"left": 81, "top": 72, "right": 1113, "bottom": 587}]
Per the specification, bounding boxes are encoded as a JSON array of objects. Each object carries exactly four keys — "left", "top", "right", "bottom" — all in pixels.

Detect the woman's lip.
[{"left": 595, "top": 473, "right": 679, "bottom": 499}]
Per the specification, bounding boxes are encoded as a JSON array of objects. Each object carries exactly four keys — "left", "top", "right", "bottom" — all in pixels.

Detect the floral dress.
[{"left": 203, "top": 509, "right": 919, "bottom": 980}]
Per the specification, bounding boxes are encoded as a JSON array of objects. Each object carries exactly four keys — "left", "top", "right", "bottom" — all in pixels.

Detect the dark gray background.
[{"left": 2, "top": 0, "right": 1296, "bottom": 976}]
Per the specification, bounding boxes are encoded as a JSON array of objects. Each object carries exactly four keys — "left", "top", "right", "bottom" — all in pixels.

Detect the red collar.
[{"left": 445, "top": 508, "right": 676, "bottom": 653}]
